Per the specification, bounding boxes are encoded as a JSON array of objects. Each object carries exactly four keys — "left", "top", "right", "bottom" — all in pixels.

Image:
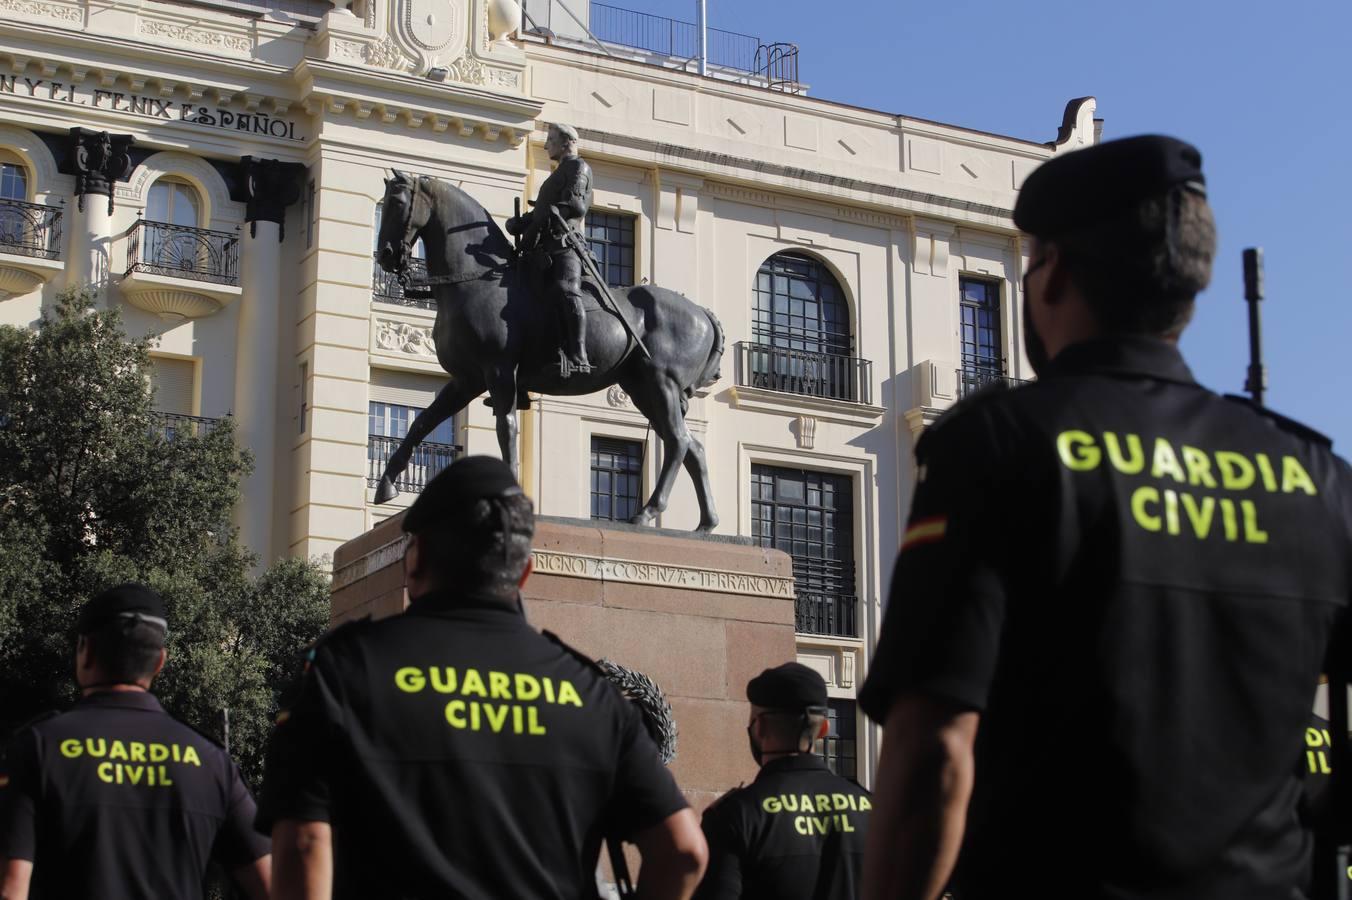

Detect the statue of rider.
[{"left": 507, "top": 123, "right": 594, "bottom": 377}]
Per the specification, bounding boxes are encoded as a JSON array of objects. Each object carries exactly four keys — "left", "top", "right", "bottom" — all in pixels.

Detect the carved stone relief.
[
  {"left": 376, "top": 319, "right": 436, "bottom": 358},
  {"left": 0, "top": 0, "right": 82, "bottom": 22},
  {"left": 139, "top": 20, "right": 251, "bottom": 54},
  {"left": 388, "top": 0, "right": 466, "bottom": 75},
  {"left": 605, "top": 385, "right": 631, "bottom": 409}
]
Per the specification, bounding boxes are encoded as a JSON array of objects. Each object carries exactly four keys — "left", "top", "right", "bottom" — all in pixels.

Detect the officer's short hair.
[
  {"left": 417, "top": 492, "right": 535, "bottom": 596},
  {"left": 758, "top": 710, "right": 827, "bottom": 753},
  {"left": 83, "top": 617, "right": 165, "bottom": 684},
  {"left": 1055, "top": 186, "right": 1216, "bottom": 337}
]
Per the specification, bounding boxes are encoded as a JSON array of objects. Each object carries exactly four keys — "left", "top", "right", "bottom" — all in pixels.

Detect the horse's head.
[{"left": 376, "top": 169, "right": 430, "bottom": 276}]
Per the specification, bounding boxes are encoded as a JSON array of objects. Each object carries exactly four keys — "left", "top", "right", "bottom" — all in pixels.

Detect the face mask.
[
  {"left": 746, "top": 725, "right": 763, "bottom": 766},
  {"left": 1022, "top": 256, "right": 1052, "bottom": 376}
]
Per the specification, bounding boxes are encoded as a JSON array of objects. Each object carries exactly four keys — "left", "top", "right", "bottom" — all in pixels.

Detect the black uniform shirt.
[
  {"left": 257, "top": 590, "right": 688, "bottom": 900},
  {"left": 0, "top": 691, "right": 268, "bottom": 900},
  {"left": 860, "top": 336, "right": 1352, "bottom": 899},
  {"left": 696, "top": 754, "right": 872, "bottom": 900}
]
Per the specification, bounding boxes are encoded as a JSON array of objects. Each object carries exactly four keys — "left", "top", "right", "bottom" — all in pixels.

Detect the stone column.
[
  {"left": 234, "top": 156, "right": 303, "bottom": 566},
  {"left": 66, "top": 128, "right": 134, "bottom": 294}
]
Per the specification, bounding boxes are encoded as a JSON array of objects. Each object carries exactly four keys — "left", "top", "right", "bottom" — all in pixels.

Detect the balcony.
[
  {"left": 373, "top": 258, "right": 435, "bottom": 310},
  {"left": 121, "top": 220, "right": 242, "bottom": 320},
  {"left": 366, "top": 434, "right": 459, "bottom": 495},
  {"left": 956, "top": 365, "right": 1029, "bottom": 399},
  {"left": 154, "top": 413, "right": 222, "bottom": 441},
  {"left": 736, "top": 342, "right": 873, "bottom": 405},
  {"left": 795, "top": 592, "right": 858, "bottom": 638},
  {"left": 0, "top": 199, "right": 63, "bottom": 299}
]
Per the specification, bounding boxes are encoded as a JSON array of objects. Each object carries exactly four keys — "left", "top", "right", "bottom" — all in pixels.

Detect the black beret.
[
  {"left": 76, "top": 583, "right": 168, "bottom": 635},
  {"left": 1014, "top": 135, "right": 1207, "bottom": 238},
  {"left": 402, "top": 455, "right": 525, "bottom": 534},
  {"left": 747, "top": 662, "right": 828, "bottom": 712}
]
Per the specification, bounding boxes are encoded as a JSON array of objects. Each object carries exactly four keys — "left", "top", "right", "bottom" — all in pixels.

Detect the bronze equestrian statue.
[{"left": 372, "top": 155, "right": 724, "bottom": 531}]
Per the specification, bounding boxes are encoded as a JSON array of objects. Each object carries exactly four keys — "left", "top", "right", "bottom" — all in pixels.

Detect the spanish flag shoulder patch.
[{"left": 901, "top": 515, "right": 948, "bottom": 552}]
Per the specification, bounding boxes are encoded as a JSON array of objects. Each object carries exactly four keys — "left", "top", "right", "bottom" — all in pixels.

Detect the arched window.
[
  {"left": 0, "top": 160, "right": 28, "bottom": 201},
  {"left": 147, "top": 178, "right": 200, "bottom": 226},
  {"left": 748, "top": 252, "right": 860, "bottom": 401},
  {"left": 753, "top": 252, "right": 850, "bottom": 357}
]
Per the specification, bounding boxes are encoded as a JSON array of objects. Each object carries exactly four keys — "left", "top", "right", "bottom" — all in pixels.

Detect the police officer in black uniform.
[
  {"left": 258, "top": 455, "right": 707, "bottom": 900},
  {"left": 858, "top": 135, "right": 1352, "bottom": 900},
  {"left": 0, "top": 583, "right": 271, "bottom": 900},
  {"left": 697, "top": 663, "right": 871, "bottom": 900}
]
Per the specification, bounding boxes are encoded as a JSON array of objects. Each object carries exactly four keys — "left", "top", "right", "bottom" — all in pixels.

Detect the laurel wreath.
[{"left": 597, "top": 659, "right": 678, "bottom": 765}]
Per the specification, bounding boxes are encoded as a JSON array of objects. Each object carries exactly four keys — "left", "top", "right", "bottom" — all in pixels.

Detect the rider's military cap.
[
  {"left": 1014, "top": 135, "right": 1207, "bottom": 238},
  {"left": 747, "top": 662, "right": 829, "bottom": 712},
  {"left": 76, "top": 582, "right": 168, "bottom": 635},
  {"left": 402, "top": 455, "right": 525, "bottom": 535}
]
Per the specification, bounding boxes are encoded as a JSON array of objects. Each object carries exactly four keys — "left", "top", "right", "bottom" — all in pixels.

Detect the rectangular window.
[
  {"left": 585, "top": 211, "right": 636, "bottom": 289},
  {"left": 305, "top": 179, "right": 316, "bottom": 249},
  {"left": 816, "top": 699, "right": 858, "bottom": 782},
  {"left": 752, "top": 464, "right": 857, "bottom": 637},
  {"left": 150, "top": 357, "right": 195, "bottom": 416},
  {"left": 590, "top": 436, "right": 643, "bottom": 522},
  {"left": 959, "top": 276, "right": 1003, "bottom": 376}
]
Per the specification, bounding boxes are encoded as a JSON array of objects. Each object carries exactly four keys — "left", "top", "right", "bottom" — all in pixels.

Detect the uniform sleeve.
[
  {"left": 693, "top": 799, "right": 743, "bottom": 900},
  {"left": 860, "top": 403, "right": 1018, "bottom": 722},
  {"left": 0, "top": 730, "right": 40, "bottom": 861},
  {"left": 214, "top": 759, "right": 271, "bottom": 865},
  {"left": 603, "top": 700, "right": 688, "bottom": 841},
  {"left": 255, "top": 644, "right": 347, "bottom": 832}
]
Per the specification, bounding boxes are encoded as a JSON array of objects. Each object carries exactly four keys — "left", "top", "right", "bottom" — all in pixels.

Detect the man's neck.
[
  {"left": 81, "top": 682, "right": 149, "bottom": 696},
  {"left": 759, "top": 749, "right": 810, "bottom": 766}
]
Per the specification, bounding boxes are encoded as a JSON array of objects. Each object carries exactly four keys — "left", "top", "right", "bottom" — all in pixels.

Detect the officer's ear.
[
  {"left": 152, "top": 647, "right": 167, "bottom": 679},
  {"left": 517, "top": 555, "right": 533, "bottom": 589},
  {"left": 816, "top": 716, "right": 830, "bottom": 740}
]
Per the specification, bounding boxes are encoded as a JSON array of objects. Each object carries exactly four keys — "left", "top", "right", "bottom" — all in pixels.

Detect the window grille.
[{"left": 590, "top": 436, "right": 643, "bottom": 522}]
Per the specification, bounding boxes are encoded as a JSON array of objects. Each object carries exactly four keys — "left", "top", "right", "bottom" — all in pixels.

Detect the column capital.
[
  {"left": 240, "top": 156, "right": 306, "bottom": 241},
  {"left": 65, "top": 127, "right": 135, "bottom": 215}
]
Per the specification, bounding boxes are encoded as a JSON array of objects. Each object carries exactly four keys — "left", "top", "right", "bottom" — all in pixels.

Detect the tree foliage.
[{"left": 0, "top": 288, "right": 330, "bottom": 785}]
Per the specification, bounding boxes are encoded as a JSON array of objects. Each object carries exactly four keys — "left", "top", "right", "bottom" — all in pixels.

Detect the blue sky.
[{"left": 609, "top": 0, "right": 1352, "bottom": 449}]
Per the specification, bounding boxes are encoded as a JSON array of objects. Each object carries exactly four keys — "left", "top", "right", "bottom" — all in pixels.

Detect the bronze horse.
[{"left": 374, "top": 171, "right": 724, "bottom": 531}]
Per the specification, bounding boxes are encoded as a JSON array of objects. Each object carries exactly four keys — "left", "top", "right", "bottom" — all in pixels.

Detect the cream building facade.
[{"left": 0, "top": 0, "right": 1098, "bottom": 786}]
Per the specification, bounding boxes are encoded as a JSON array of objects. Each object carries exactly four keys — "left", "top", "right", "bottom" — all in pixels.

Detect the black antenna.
[{"left": 1242, "top": 247, "right": 1266, "bottom": 406}]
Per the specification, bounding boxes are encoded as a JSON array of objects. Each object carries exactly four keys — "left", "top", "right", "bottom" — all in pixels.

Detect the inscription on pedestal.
[{"left": 531, "top": 550, "right": 795, "bottom": 599}]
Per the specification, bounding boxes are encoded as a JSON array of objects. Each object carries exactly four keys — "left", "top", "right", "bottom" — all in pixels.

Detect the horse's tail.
[{"left": 691, "top": 307, "right": 725, "bottom": 395}]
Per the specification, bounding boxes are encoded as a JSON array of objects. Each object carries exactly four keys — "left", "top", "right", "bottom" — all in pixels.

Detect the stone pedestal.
[{"left": 330, "top": 515, "right": 798, "bottom": 809}]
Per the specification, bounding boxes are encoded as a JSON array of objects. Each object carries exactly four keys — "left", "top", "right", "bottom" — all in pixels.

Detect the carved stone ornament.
[
  {"left": 389, "top": 0, "right": 466, "bottom": 75},
  {"left": 605, "top": 385, "right": 631, "bottom": 409},
  {"left": 376, "top": 319, "right": 436, "bottom": 357},
  {"left": 365, "top": 35, "right": 411, "bottom": 71},
  {"left": 446, "top": 54, "right": 487, "bottom": 86},
  {"left": 67, "top": 128, "right": 134, "bottom": 215},
  {"left": 241, "top": 157, "right": 305, "bottom": 240}
]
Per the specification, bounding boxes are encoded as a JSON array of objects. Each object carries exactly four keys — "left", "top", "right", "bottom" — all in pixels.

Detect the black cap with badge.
[
  {"left": 747, "top": 662, "right": 829, "bottom": 713},
  {"left": 76, "top": 583, "right": 169, "bottom": 636},
  {"left": 1013, "top": 134, "right": 1207, "bottom": 239},
  {"left": 402, "top": 455, "right": 526, "bottom": 535}
]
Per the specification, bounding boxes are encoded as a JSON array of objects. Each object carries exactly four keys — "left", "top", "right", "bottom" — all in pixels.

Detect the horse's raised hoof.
[{"left": 374, "top": 477, "right": 400, "bottom": 504}]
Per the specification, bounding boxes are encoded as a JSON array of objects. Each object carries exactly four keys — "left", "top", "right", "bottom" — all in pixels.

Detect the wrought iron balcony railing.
[
  {"left": 125, "top": 220, "right": 239, "bottom": 286},
  {"left": 737, "top": 342, "right": 873, "bottom": 405},
  {"left": 795, "top": 592, "right": 858, "bottom": 638},
  {"left": 956, "top": 365, "right": 1029, "bottom": 399},
  {"left": 154, "top": 413, "right": 221, "bottom": 441},
  {"left": 367, "top": 434, "right": 460, "bottom": 494},
  {"left": 372, "top": 258, "right": 435, "bottom": 309},
  {"left": 0, "top": 199, "right": 63, "bottom": 260}
]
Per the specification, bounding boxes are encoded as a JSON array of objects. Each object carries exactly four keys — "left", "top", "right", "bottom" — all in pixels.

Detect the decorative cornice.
[
  {"left": 0, "top": 0, "right": 81, "bottom": 23},
  {"left": 580, "top": 126, "right": 1016, "bottom": 227},
  {"left": 138, "top": 19, "right": 252, "bottom": 56}
]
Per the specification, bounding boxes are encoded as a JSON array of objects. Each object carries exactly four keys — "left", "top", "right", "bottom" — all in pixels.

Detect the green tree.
[{"left": 0, "top": 288, "right": 330, "bottom": 785}]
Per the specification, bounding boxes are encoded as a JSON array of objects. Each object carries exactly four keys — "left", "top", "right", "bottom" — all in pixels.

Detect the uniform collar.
[
  {"left": 757, "top": 753, "right": 830, "bottom": 778},
  {"left": 406, "top": 588, "right": 526, "bottom": 620},
  {"left": 77, "top": 690, "right": 165, "bottom": 713},
  {"left": 1042, "top": 335, "right": 1197, "bottom": 386}
]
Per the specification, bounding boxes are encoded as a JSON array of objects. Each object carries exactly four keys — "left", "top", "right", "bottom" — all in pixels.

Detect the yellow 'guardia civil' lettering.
[
  {"left": 1056, "top": 430, "right": 1318, "bottom": 543},
  {"left": 394, "top": 667, "right": 584, "bottom": 707},
  {"left": 59, "top": 738, "right": 202, "bottom": 767},
  {"left": 761, "top": 793, "right": 871, "bottom": 814}
]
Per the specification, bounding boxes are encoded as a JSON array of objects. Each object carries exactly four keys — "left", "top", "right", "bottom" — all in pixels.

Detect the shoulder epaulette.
[
  {"left": 541, "top": 630, "right": 607, "bottom": 678},
  {"left": 1223, "top": 394, "right": 1333, "bottom": 448},
  {"left": 702, "top": 784, "right": 748, "bottom": 818}
]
